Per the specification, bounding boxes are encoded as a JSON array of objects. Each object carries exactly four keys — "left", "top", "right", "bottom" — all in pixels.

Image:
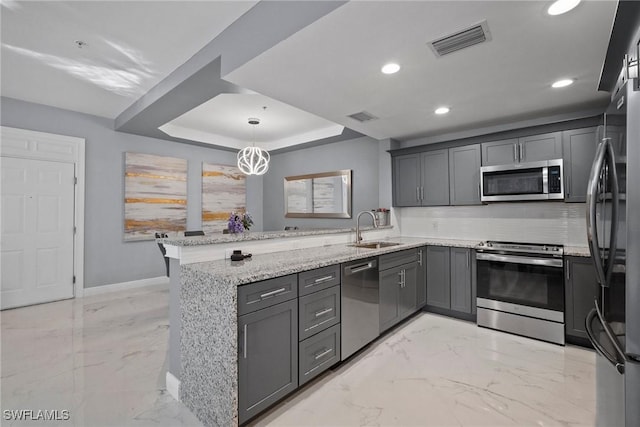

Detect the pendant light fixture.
[{"left": 237, "top": 118, "right": 270, "bottom": 175}]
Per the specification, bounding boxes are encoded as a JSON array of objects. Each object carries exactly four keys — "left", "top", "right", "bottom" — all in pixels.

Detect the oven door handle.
[{"left": 476, "top": 252, "right": 563, "bottom": 268}]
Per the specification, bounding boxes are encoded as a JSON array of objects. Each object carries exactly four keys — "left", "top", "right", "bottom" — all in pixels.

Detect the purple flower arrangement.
[{"left": 227, "top": 212, "right": 253, "bottom": 233}]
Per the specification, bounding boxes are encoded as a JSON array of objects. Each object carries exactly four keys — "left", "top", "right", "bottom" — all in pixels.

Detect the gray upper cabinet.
[
  {"left": 562, "top": 127, "right": 598, "bottom": 202},
  {"left": 519, "top": 132, "right": 562, "bottom": 163},
  {"left": 449, "top": 144, "right": 481, "bottom": 205},
  {"left": 481, "top": 138, "right": 520, "bottom": 166},
  {"left": 565, "top": 256, "right": 598, "bottom": 341},
  {"left": 481, "top": 132, "right": 562, "bottom": 166},
  {"left": 426, "top": 246, "right": 451, "bottom": 310},
  {"left": 392, "top": 151, "right": 449, "bottom": 207},
  {"left": 421, "top": 149, "right": 450, "bottom": 206},
  {"left": 238, "top": 298, "right": 298, "bottom": 424},
  {"left": 393, "top": 154, "right": 421, "bottom": 207}
]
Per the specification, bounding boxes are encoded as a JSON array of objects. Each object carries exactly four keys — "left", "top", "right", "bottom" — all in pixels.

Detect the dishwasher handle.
[{"left": 344, "top": 259, "right": 378, "bottom": 275}]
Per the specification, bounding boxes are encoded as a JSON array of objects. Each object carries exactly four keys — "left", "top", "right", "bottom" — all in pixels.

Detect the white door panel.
[{"left": 1, "top": 156, "right": 75, "bottom": 309}]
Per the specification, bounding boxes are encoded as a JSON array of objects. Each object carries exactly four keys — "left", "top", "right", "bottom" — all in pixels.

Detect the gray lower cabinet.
[
  {"left": 565, "top": 256, "right": 598, "bottom": 340},
  {"left": 562, "top": 127, "right": 598, "bottom": 202},
  {"left": 449, "top": 144, "right": 481, "bottom": 205},
  {"left": 426, "top": 246, "right": 475, "bottom": 315},
  {"left": 450, "top": 248, "right": 473, "bottom": 313},
  {"left": 298, "top": 285, "right": 340, "bottom": 341},
  {"left": 426, "top": 246, "right": 451, "bottom": 310},
  {"left": 299, "top": 324, "right": 341, "bottom": 386},
  {"left": 379, "top": 250, "right": 420, "bottom": 332},
  {"left": 238, "top": 298, "right": 298, "bottom": 424},
  {"left": 416, "top": 247, "right": 427, "bottom": 308}
]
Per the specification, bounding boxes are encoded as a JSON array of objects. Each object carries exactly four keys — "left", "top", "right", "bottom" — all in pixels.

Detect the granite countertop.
[
  {"left": 182, "top": 237, "right": 480, "bottom": 286},
  {"left": 160, "top": 225, "right": 393, "bottom": 246},
  {"left": 564, "top": 246, "right": 590, "bottom": 257}
]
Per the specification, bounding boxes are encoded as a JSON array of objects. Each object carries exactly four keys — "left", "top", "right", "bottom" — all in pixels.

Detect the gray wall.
[
  {"left": 263, "top": 136, "right": 381, "bottom": 231},
  {"left": 1, "top": 97, "right": 263, "bottom": 287}
]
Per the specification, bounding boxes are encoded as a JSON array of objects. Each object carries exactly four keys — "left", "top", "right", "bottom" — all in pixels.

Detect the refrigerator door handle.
[
  {"left": 603, "top": 139, "right": 619, "bottom": 287},
  {"left": 585, "top": 305, "right": 625, "bottom": 374},
  {"left": 586, "top": 140, "right": 607, "bottom": 286}
]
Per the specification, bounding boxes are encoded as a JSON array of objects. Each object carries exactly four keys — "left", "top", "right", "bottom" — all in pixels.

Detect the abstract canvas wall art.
[
  {"left": 202, "top": 163, "right": 246, "bottom": 233},
  {"left": 124, "top": 152, "right": 187, "bottom": 241}
]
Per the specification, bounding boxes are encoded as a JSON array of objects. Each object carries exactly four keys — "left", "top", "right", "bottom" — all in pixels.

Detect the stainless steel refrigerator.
[{"left": 585, "top": 78, "right": 640, "bottom": 426}]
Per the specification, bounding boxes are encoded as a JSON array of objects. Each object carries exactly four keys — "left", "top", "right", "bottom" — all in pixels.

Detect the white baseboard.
[
  {"left": 166, "top": 371, "right": 181, "bottom": 402},
  {"left": 83, "top": 276, "right": 169, "bottom": 297}
]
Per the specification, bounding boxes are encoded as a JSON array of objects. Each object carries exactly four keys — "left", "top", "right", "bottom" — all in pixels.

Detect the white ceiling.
[
  {"left": 0, "top": 1, "right": 257, "bottom": 118},
  {"left": 1, "top": 1, "right": 619, "bottom": 147},
  {"left": 159, "top": 93, "right": 344, "bottom": 151},
  {"left": 225, "top": 0, "right": 617, "bottom": 141}
]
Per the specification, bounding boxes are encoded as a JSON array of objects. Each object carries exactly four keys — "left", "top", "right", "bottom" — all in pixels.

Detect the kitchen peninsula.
[{"left": 161, "top": 229, "right": 480, "bottom": 426}]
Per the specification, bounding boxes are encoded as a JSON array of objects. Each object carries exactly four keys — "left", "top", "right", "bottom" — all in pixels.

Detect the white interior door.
[{"left": 1, "top": 156, "right": 75, "bottom": 309}]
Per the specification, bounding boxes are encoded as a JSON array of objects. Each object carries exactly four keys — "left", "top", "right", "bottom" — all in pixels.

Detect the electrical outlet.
[{"left": 225, "top": 249, "right": 234, "bottom": 259}]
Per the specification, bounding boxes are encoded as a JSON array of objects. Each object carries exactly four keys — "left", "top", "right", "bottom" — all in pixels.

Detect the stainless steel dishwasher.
[{"left": 341, "top": 258, "right": 379, "bottom": 360}]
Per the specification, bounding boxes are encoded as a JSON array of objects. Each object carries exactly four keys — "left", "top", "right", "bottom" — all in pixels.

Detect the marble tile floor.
[{"left": 1, "top": 284, "right": 596, "bottom": 427}]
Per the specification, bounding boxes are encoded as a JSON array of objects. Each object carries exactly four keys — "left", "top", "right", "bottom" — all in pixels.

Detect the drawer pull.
[
  {"left": 314, "top": 348, "right": 333, "bottom": 360},
  {"left": 260, "top": 287, "right": 286, "bottom": 299},
  {"left": 315, "top": 307, "right": 333, "bottom": 317},
  {"left": 311, "top": 275, "right": 334, "bottom": 285}
]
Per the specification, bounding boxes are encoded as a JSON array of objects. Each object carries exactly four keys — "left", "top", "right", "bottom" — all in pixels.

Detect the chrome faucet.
[{"left": 356, "top": 210, "right": 378, "bottom": 243}]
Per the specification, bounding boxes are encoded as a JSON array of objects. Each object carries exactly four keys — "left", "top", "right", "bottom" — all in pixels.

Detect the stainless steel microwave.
[{"left": 480, "top": 159, "right": 564, "bottom": 202}]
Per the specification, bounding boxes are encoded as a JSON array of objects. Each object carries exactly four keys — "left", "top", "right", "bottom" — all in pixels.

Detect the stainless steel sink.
[{"left": 350, "top": 241, "right": 401, "bottom": 249}]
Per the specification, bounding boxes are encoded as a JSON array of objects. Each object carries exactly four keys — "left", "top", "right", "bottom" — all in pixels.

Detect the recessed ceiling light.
[
  {"left": 435, "top": 107, "right": 450, "bottom": 115},
  {"left": 381, "top": 63, "right": 400, "bottom": 74},
  {"left": 547, "top": 0, "right": 581, "bottom": 16},
  {"left": 552, "top": 79, "right": 574, "bottom": 88}
]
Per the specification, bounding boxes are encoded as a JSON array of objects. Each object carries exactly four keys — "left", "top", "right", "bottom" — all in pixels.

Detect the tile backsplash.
[{"left": 396, "top": 202, "right": 587, "bottom": 246}]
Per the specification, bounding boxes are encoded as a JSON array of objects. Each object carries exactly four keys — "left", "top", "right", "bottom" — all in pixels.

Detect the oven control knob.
[{"left": 487, "top": 242, "right": 493, "bottom": 247}]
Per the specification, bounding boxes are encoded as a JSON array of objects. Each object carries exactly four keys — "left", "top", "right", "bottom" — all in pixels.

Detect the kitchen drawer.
[
  {"left": 299, "top": 324, "right": 341, "bottom": 386},
  {"left": 298, "top": 264, "right": 340, "bottom": 296},
  {"left": 379, "top": 248, "right": 419, "bottom": 271},
  {"left": 299, "top": 285, "right": 340, "bottom": 340},
  {"left": 237, "top": 274, "right": 298, "bottom": 316}
]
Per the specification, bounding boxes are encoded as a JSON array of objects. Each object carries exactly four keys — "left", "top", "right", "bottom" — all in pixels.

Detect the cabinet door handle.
[
  {"left": 243, "top": 324, "right": 248, "bottom": 359},
  {"left": 314, "top": 307, "right": 333, "bottom": 318},
  {"left": 260, "top": 287, "right": 286, "bottom": 299},
  {"left": 398, "top": 270, "right": 403, "bottom": 287},
  {"left": 418, "top": 249, "right": 423, "bottom": 266},
  {"left": 567, "top": 175, "right": 571, "bottom": 197},
  {"left": 420, "top": 186, "right": 424, "bottom": 201},
  {"left": 566, "top": 265, "right": 570, "bottom": 281},
  {"left": 467, "top": 251, "right": 470, "bottom": 269},
  {"left": 314, "top": 348, "right": 333, "bottom": 360},
  {"left": 513, "top": 144, "right": 518, "bottom": 161},
  {"left": 312, "top": 275, "right": 334, "bottom": 285},
  {"left": 416, "top": 186, "right": 420, "bottom": 202},
  {"left": 519, "top": 142, "right": 525, "bottom": 161}
]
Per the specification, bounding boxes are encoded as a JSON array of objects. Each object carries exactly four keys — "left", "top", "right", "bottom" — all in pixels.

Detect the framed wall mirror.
[{"left": 284, "top": 170, "right": 352, "bottom": 218}]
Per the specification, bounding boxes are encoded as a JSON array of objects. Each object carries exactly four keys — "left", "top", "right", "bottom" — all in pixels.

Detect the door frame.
[{"left": 1, "top": 126, "right": 85, "bottom": 298}]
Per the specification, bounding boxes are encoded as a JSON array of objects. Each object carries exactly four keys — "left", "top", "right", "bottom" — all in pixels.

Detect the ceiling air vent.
[
  {"left": 347, "top": 111, "right": 378, "bottom": 123},
  {"left": 428, "top": 20, "right": 491, "bottom": 57}
]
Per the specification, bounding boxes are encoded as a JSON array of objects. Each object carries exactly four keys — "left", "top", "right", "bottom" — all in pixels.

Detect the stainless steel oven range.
[{"left": 476, "top": 241, "right": 565, "bottom": 345}]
